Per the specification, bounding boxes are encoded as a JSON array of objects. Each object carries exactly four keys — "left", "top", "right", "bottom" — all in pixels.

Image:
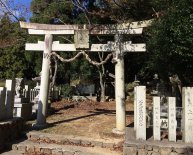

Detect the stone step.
[
  {"left": 0, "top": 150, "right": 24, "bottom": 155},
  {"left": 26, "top": 131, "right": 123, "bottom": 150},
  {"left": 12, "top": 140, "right": 122, "bottom": 155}
]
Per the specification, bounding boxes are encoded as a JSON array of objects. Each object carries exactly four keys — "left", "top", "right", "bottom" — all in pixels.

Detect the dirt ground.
[{"left": 39, "top": 99, "right": 135, "bottom": 140}]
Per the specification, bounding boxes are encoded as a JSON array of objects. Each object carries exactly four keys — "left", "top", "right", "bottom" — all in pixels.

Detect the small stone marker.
[
  {"left": 168, "top": 97, "right": 176, "bottom": 142},
  {"left": 136, "top": 86, "right": 146, "bottom": 140},
  {"left": 5, "top": 79, "right": 16, "bottom": 119},
  {"left": 182, "top": 87, "right": 193, "bottom": 143},
  {"left": 0, "top": 87, "right": 6, "bottom": 120},
  {"left": 153, "top": 96, "right": 160, "bottom": 141}
]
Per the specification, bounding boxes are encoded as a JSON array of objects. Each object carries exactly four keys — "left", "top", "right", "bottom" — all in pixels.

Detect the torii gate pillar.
[
  {"left": 36, "top": 34, "right": 53, "bottom": 126},
  {"left": 114, "top": 34, "right": 125, "bottom": 133}
]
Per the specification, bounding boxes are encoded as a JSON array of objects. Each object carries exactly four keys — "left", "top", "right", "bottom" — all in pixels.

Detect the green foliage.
[
  {"left": 0, "top": 16, "right": 29, "bottom": 79},
  {"left": 60, "top": 84, "right": 74, "bottom": 98},
  {"left": 147, "top": 0, "right": 193, "bottom": 84}
]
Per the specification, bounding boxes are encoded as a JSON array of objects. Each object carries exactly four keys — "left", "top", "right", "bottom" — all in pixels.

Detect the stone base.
[
  {"left": 32, "top": 123, "right": 48, "bottom": 130},
  {"left": 14, "top": 103, "right": 32, "bottom": 120},
  {"left": 124, "top": 127, "right": 193, "bottom": 155},
  {"left": 112, "top": 128, "right": 125, "bottom": 135}
]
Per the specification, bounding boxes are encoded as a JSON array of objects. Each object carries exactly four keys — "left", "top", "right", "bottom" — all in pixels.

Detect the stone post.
[
  {"left": 182, "top": 87, "right": 193, "bottom": 143},
  {"left": 5, "top": 79, "right": 16, "bottom": 119},
  {"left": 153, "top": 96, "right": 160, "bottom": 141},
  {"left": 136, "top": 86, "right": 146, "bottom": 140},
  {"left": 114, "top": 34, "right": 125, "bottom": 133},
  {"left": 0, "top": 87, "right": 6, "bottom": 120},
  {"left": 168, "top": 97, "right": 176, "bottom": 142},
  {"left": 36, "top": 34, "right": 53, "bottom": 126},
  {"left": 134, "top": 87, "right": 137, "bottom": 130}
]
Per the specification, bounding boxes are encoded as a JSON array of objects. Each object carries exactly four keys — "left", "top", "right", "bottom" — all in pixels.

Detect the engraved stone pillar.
[
  {"left": 136, "top": 86, "right": 146, "bottom": 140},
  {"left": 168, "top": 97, "right": 176, "bottom": 142},
  {"left": 182, "top": 87, "right": 193, "bottom": 143},
  {"left": 153, "top": 96, "right": 160, "bottom": 141}
]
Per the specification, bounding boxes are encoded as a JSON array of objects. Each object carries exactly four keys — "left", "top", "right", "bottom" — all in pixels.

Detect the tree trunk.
[
  {"left": 99, "top": 69, "right": 106, "bottom": 102},
  {"left": 98, "top": 52, "right": 106, "bottom": 102}
]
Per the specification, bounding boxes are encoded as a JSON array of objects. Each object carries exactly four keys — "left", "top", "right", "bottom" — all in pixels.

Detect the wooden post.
[
  {"left": 36, "top": 34, "right": 53, "bottom": 126},
  {"left": 114, "top": 34, "right": 126, "bottom": 133},
  {"left": 153, "top": 97, "right": 160, "bottom": 141}
]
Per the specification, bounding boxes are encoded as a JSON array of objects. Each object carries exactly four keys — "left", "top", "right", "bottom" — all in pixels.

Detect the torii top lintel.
[{"left": 19, "top": 20, "right": 152, "bottom": 35}]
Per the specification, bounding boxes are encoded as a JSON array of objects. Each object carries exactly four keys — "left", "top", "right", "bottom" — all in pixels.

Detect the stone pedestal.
[{"left": 14, "top": 103, "right": 32, "bottom": 120}]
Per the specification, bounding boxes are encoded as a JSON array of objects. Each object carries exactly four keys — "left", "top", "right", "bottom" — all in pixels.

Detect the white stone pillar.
[
  {"left": 182, "top": 87, "right": 193, "bottom": 143},
  {"left": 114, "top": 34, "right": 125, "bottom": 132},
  {"left": 153, "top": 96, "right": 160, "bottom": 141},
  {"left": 5, "top": 79, "right": 16, "bottom": 119},
  {"left": 134, "top": 87, "right": 137, "bottom": 130},
  {"left": 0, "top": 87, "right": 6, "bottom": 120},
  {"left": 168, "top": 97, "right": 176, "bottom": 142},
  {"left": 136, "top": 86, "right": 146, "bottom": 140},
  {"left": 36, "top": 34, "right": 53, "bottom": 126}
]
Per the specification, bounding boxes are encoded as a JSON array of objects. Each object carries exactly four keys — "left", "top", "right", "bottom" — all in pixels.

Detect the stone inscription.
[
  {"left": 168, "top": 97, "right": 176, "bottom": 142},
  {"left": 138, "top": 100, "right": 144, "bottom": 126},
  {"left": 153, "top": 97, "right": 160, "bottom": 140},
  {"left": 182, "top": 87, "right": 193, "bottom": 143},
  {"left": 136, "top": 86, "right": 146, "bottom": 140}
]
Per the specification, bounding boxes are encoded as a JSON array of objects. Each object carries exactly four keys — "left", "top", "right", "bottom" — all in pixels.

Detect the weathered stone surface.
[
  {"left": 151, "top": 152, "right": 160, "bottom": 155},
  {"left": 138, "top": 149, "right": 147, "bottom": 155},
  {"left": 63, "top": 151, "right": 74, "bottom": 155},
  {"left": 102, "top": 142, "right": 114, "bottom": 148},
  {"left": 147, "top": 151, "right": 153, "bottom": 155},
  {"left": 153, "top": 146, "right": 159, "bottom": 153},
  {"left": 137, "top": 144, "right": 145, "bottom": 149},
  {"left": 52, "top": 149, "right": 63, "bottom": 155},
  {"left": 173, "top": 148, "right": 187, "bottom": 154},
  {"left": 17, "top": 145, "right": 26, "bottom": 152},
  {"left": 160, "top": 147, "right": 172, "bottom": 155},
  {"left": 124, "top": 147, "right": 137, "bottom": 155},
  {"left": 40, "top": 148, "right": 52, "bottom": 154},
  {"left": 146, "top": 145, "right": 153, "bottom": 151},
  {"left": 69, "top": 139, "right": 81, "bottom": 145},
  {"left": 91, "top": 141, "right": 103, "bottom": 147},
  {"left": 81, "top": 140, "right": 91, "bottom": 146},
  {"left": 169, "top": 152, "right": 179, "bottom": 155}
]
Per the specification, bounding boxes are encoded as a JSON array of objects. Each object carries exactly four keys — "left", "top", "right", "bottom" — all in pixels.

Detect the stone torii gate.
[{"left": 20, "top": 20, "right": 151, "bottom": 132}]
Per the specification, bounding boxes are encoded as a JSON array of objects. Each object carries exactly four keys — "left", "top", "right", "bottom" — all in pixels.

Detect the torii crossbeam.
[{"left": 20, "top": 20, "right": 152, "bottom": 133}]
